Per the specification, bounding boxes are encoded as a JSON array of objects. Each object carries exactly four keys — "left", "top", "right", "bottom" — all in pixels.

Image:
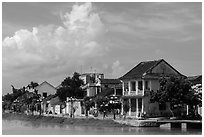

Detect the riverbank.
[{"left": 2, "top": 112, "right": 130, "bottom": 127}]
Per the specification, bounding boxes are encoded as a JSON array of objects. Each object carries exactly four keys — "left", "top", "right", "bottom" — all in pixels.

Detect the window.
[
  {"left": 116, "top": 89, "right": 122, "bottom": 95},
  {"left": 145, "top": 81, "right": 149, "bottom": 90},
  {"left": 138, "top": 98, "right": 142, "bottom": 112},
  {"left": 159, "top": 103, "right": 166, "bottom": 110},
  {"left": 131, "top": 81, "right": 136, "bottom": 91},
  {"left": 138, "top": 81, "right": 143, "bottom": 90},
  {"left": 124, "top": 82, "right": 129, "bottom": 91},
  {"left": 131, "top": 99, "right": 136, "bottom": 112},
  {"left": 43, "top": 92, "right": 47, "bottom": 98}
]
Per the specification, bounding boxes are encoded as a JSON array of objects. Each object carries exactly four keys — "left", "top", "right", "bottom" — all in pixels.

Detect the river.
[{"left": 2, "top": 119, "right": 202, "bottom": 135}]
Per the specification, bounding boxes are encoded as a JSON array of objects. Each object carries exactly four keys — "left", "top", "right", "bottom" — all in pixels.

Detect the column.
[
  {"left": 128, "top": 81, "right": 131, "bottom": 94},
  {"left": 129, "top": 99, "right": 131, "bottom": 116},
  {"left": 142, "top": 80, "right": 145, "bottom": 95},
  {"left": 136, "top": 80, "right": 138, "bottom": 95},
  {"left": 136, "top": 98, "right": 138, "bottom": 117},
  {"left": 122, "top": 82, "right": 124, "bottom": 95},
  {"left": 142, "top": 98, "right": 144, "bottom": 113}
]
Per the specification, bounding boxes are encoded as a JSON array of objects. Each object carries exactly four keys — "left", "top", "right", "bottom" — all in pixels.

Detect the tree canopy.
[
  {"left": 56, "top": 72, "right": 84, "bottom": 102},
  {"left": 150, "top": 76, "right": 202, "bottom": 115}
]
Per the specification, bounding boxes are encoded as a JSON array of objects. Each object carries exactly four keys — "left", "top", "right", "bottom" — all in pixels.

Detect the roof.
[
  {"left": 80, "top": 72, "right": 104, "bottom": 76},
  {"left": 120, "top": 59, "right": 183, "bottom": 80},
  {"left": 100, "top": 79, "right": 121, "bottom": 84},
  {"left": 42, "top": 94, "right": 56, "bottom": 102},
  {"left": 188, "top": 75, "right": 202, "bottom": 85},
  {"left": 35, "top": 81, "right": 56, "bottom": 90},
  {"left": 50, "top": 96, "right": 65, "bottom": 106}
]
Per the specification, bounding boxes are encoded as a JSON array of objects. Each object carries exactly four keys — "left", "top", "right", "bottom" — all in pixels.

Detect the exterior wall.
[
  {"left": 66, "top": 101, "right": 82, "bottom": 116},
  {"left": 122, "top": 78, "right": 172, "bottom": 117},
  {"left": 150, "top": 79, "right": 160, "bottom": 91},
  {"left": 35, "top": 82, "right": 56, "bottom": 97},
  {"left": 87, "top": 87, "right": 97, "bottom": 97},
  {"left": 54, "top": 105, "right": 61, "bottom": 115},
  {"left": 80, "top": 73, "right": 104, "bottom": 97}
]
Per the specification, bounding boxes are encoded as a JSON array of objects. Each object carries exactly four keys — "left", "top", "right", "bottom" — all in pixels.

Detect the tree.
[
  {"left": 56, "top": 72, "right": 84, "bottom": 102},
  {"left": 150, "top": 76, "right": 200, "bottom": 117}
]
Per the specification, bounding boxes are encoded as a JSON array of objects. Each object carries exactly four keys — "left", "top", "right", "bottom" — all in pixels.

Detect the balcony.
[{"left": 123, "top": 89, "right": 144, "bottom": 97}]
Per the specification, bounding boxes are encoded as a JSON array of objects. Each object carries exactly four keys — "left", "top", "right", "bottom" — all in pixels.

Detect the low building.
[
  {"left": 120, "top": 59, "right": 184, "bottom": 118},
  {"left": 65, "top": 97, "right": 83, "bottom": 117},
  {"left": 35, "top": 81, "right": 57, "bottom": 98}
]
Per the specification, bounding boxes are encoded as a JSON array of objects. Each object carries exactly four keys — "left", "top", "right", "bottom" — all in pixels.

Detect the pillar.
[
  {"left": 129, "top": 99, "right": 131, "bottom": 116},
  {"left": 136, "top": 98, "right": 138, "bottom": 117},
  {"left": 142, "top": 80, "right": 145, "bottom": 95}
]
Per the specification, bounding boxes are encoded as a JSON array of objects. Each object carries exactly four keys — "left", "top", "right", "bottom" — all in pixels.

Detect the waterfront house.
[
  {"left": 35, "top": 81, "right": 57, "bottom": 98},
  {"left": 120, "top": 59, "right": 184, "bottom": 118},
  {"left": 80, "top": 72, "right": 104, "bottom": 97},
  {"left": 95, "top": 78, "right": 122, "bottom": 96}
]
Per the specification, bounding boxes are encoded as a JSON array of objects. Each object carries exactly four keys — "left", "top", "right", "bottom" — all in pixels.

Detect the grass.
[{"left": 2, "top": 112, "right": 129, "bottom": 127}]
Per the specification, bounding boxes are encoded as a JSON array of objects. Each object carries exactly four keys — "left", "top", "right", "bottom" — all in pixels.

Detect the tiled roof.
[
  {"left": 188, "top": 75, "right": 202, "bottom": 85},
  {"left": 120, "top": 59, "right": 162, "bottom": 80},
  {"left": 35, "top": 81, "right": 56, "bottom": 90},
  {"left": 120, "top": 59, "right": 184, "bottom": 80},
  {"left": 42, "top": 94, "right": 56, "bottom": 102},
  {"left": 100, "top": 79, "right": 121, "bottom": 84}
]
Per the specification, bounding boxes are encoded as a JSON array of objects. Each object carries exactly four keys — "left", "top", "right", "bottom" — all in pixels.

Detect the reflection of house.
[
  {"left": 35, "top": 81, "right": 57, "bottom": 98},
  {"left": 120, "top": 59, "right": 184, "bottom": 118},
  {"left": 80, "top": 73, "right": 104, "bottom": 97},
  {"left": 96, "top": 79, "right": 122, "bottom": 96}
]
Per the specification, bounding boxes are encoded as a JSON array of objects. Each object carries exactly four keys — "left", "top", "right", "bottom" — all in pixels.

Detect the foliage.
[
  {"left": 27, "top": 81, "right": 39, "bottom": 89},
  {"left": 56, "top": 72, "right": 85, "bottom": 102},
  {"left": 150, "top": 76, "right": 202, "bottom": 117},
  {"left": 3, "top": 81, "right": 40, "bottom": 112}
]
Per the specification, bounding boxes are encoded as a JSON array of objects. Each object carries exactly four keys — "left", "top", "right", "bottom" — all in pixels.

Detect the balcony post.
[
  {"left": 122, "top": 81, "right": 124, "bottom": 95},
  {"left": 128, "top": 81, "right": 131, "bottom": 94},
  {"left": 142, "top": 80, "right": 145, "bottom": 96}
]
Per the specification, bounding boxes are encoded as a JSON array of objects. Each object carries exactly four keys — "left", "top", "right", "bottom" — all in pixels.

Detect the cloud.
[
  {"left": 2, "top": 2, "right": 106, "bottom": 82},
  {"left": 111, "top": 60, "right": 125, "bottom": 78}
]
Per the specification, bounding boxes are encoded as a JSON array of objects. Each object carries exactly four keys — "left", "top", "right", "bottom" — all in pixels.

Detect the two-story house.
[
  {"left": 80, "top": 72, "right": 104, "bottom": 97},
  {"left": 120, "top": 59, "right": 184, "bottom": 118},
  {"left": 95, "top": 78, "right": 122, "bottom": 96}
]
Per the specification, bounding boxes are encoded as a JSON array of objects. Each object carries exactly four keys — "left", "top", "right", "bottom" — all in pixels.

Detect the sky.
[{"left": 2, "top": 2, "right": 202, "bottom": 95}]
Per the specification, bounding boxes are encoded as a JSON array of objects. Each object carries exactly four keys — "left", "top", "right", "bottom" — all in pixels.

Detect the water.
[{"left": 2, "top": 119, "right": 202, "bottom": 135}]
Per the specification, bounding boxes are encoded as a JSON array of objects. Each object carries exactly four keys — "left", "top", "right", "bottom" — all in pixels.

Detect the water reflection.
[{"left": 2, "top": 119, "right": 202, "bottom": 135}]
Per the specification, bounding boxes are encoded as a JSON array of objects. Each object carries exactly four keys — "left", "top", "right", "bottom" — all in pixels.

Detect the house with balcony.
[
  {"left": 95, "top": 78, "right": 122, "bottom": 96},
  {"left": 80, "top": 72, "right": 104, "bottom": 97},
  {"left": 120, "top": 59, "right": 184, "bottom": 118}
]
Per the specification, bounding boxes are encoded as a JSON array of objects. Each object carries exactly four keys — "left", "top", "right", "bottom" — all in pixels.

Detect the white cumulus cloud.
[{"left": 2, "top": 2, "right": 106, "bottom": 84}]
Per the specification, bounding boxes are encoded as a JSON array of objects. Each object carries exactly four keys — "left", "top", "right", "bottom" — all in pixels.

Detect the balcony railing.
[{"left": 124, "top": 90, "right": 144, "bottom": 96}]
